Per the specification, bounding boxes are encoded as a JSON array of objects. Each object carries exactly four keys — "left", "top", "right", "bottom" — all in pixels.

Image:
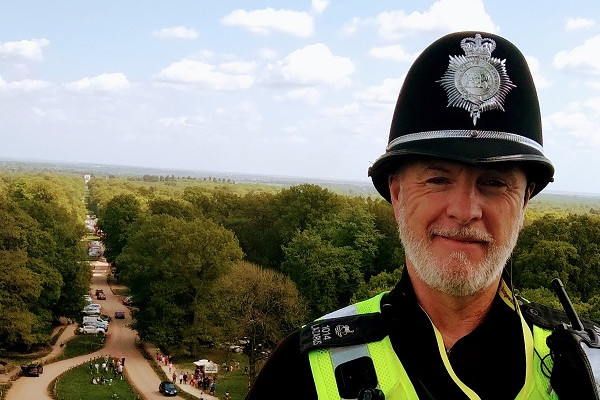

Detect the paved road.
[{"left": 7, "top": 261, "right": 188, "bottom": 400}]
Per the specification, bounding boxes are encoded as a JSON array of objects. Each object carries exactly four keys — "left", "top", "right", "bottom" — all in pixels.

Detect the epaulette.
[
  {"left": 299, "top": 313, "right": 388, "bottom": 354},
  {"left": 519, "top": 300, "right": 600, "bottom": 332}
]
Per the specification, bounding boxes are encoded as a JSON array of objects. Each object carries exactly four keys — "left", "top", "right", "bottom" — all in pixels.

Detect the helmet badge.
[{"left": 438, "top": 34, "right": 516, "bottom": 125}]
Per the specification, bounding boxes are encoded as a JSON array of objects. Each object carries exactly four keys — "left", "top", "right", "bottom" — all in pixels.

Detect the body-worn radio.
[{"left": 547, "top": 278, "right": 600, "bottom": 400}]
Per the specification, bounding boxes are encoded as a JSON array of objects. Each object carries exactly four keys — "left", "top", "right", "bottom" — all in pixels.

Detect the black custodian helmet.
[{"left": 368, "top": 31, "right": 554, "bottom": 202}]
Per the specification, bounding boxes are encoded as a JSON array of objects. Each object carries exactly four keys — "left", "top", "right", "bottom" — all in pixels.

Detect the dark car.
[
  {"left": 97, "top": 292, "right": 106, "bottom": 300},
  {"left": 114, "top": 310, "right": 125, "bottom": 319},
  {"left": 159, "top": 381, "right": 177, "bottom": 396},
  {"left": 21, "top": 363, "right": 43, "bottom": 377}
]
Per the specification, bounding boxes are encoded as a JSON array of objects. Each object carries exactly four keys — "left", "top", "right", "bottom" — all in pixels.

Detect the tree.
[
  {"left": 212, "top": 261, "right": 306, "bottom": 385},
  {"left": 99, "top": 194, "right": 142, "bottom": 263},
  {"left": 282, "top": 230, "right": 364, "bottom": 319},
  {"left": 317, "top": 203, "right": 383, "bottom": 279},
  {"left": 148, "top": 198, "right": 193, "bottom": 220},
  {"left": 116, "top": 214, "right": 243, "bottom": 352},
  {"left": 352, "top": 267, "right": 404, "bottom": 302}
]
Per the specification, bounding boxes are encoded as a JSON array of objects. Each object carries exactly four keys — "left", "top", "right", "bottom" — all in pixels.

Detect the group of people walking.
[
  {"left": 155, "top": 352, "right": 218, "bottom": 396},
  {"left": 88, "top": 354, "right": 124, "bottom": 385}
]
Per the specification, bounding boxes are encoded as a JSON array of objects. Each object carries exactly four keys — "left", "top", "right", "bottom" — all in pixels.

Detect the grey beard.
[{"left": 396, "top": 207, "right": 523, "bottom": 297}]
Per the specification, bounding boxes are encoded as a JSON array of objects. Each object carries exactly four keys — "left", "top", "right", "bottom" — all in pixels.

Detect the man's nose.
[{"left": 445, "top": 183, "right": 483, "bottom": 224}]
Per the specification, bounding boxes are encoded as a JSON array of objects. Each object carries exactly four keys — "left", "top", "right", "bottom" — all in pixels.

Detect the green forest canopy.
[{"left": 4, "top": 169, "right": 600, "bottom": 356}]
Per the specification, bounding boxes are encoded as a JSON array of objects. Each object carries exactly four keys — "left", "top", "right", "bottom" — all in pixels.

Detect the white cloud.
[
  {"left": 31, "top": 106, "right": 66, "bottom": 120},
  {"left": 525, "top": 55, "right": 551, "bottom": 89},
  {"left": 369, "top": 45, "right": 416, "bottom": 62},
  {"left": 286, "top": 87, "right": 321, "bottom": 105},
  {"left": 311, "top": 0, "right": 329, "bottom": 15},
  {"left": 279, "top": 43, "right": 354, "bottom": 87},
  {"left": 152, "top": 26, "right": 199, "bottom": 40},
  {"left": 554, "top": 35, "right": 600, "bottom": 75},
  {"left": 219, "top": 61, "right": 257, "bottom": 74},
  {"left": 545, "top": 99, "right": 600, "bottom": 146},
  {"left": 221, "top": 7, "right": 314, "bottom": 37},
  {"left": 352, "top": 0, "right": 497, "bottom": 39},
  {"left": 156, "top": 59, "right": 254, "bottom": 90},
  {"left": 259, "top": 48, "right": 278, "bottom": 60},
  {"left": 341, "top": 17, "right": 361, "bottom": 35},
  {"left": 158, "top": 115, "right": 205, "bottom": 128},
  {"left": 7, "top": 79, "right": 50, "bottom": 91},
  {"left": 0, "top": 38, "right": 49, "bottom": 61},
  {"left": 355, "top": 77, "right": 405, "bottom": 105},
  {"left": 65, "top": 73, "right": 130, "bottom": 93},
  {"left": 565, "top": 17, "right": 595, "bottom": 31},
  {"left": 321, "top": 102, "right": 360, "bottom": 118}
]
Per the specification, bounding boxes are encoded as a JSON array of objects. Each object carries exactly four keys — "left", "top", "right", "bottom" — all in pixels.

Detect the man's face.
[{"left": 389, "top": 159, "right": 530, "bottom": 296}]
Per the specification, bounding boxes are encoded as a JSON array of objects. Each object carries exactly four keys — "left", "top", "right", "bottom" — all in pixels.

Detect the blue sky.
[{"left": 2, "top": 0, "right": 600, "bottom": 194}]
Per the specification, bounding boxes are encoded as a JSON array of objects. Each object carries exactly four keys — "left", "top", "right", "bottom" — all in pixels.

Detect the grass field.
[
  {"left": 57, "top": 334, "right": 106, "bottom": 361},
  {"left": 53, "top": 360, "right": 138, "bottom": 400}
]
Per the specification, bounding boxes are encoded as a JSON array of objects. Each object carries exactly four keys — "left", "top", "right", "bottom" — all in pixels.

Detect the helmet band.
[{"left": 386, "top": 130, "right": 545, "bottom": 154}]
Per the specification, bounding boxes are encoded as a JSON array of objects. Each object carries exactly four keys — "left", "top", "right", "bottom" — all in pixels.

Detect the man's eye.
[
  {"left": 482, "top": 179, "right": 507, "bottom": 187},
  {"left": 426, "top": 177, "right": 451, "bottom": 185}
]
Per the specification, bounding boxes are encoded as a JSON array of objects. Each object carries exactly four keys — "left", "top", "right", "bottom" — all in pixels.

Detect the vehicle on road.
[
  {"left": 78, "top": 325, "right": 106, "bottom": 334},
  {"left": 97, "top": 292, "right": 106, "bottom": 300},
  {"left": 83, "top": 322, "right": 108, "bottom": 332},
  {"left": 83, "top": 315, "right": 109, "bottom": 326},
  {"left": 159, "top": 381, "right": 178, "bottom": 396},
  {"left": 99, "top": 314, "right": 111, "bottom": 322},
  {"left": 115, "top": 310, "right": 125, "bottom": 319},
  {"left": 122, "top": 295, "right": 133, "bottom": 306},
  {"left": 20, "top": 363, "right": 43, "bottom": 377}
]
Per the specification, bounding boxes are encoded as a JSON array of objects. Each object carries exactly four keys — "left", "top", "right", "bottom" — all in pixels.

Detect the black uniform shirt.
[{"left": 246, "top": 269, "right": 525, "bottom": 400}]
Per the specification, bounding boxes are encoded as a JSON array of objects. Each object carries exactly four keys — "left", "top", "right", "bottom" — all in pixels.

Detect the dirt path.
[{"left": 7, "top": 260, "right": 192, "bottom": 400}]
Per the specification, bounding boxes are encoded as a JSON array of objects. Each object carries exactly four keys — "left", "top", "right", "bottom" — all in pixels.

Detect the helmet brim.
[{"left": 368, "top": 137, "right": 554, "bottom": 203}]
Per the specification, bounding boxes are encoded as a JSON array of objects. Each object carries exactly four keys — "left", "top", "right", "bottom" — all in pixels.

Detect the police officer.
[{"left": 246, "top": 31, "right": 560, "bottom": 400}]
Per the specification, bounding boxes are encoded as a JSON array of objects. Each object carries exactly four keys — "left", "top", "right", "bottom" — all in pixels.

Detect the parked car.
[
  {"left": 20, "top": 363, "right": 43, "bottom": 377},
  {"left": 99, "top": 314, "right": 111, "bottom": 322},
  {"left": 159, "top": 381, "right": 178, "bottom": 396},
  {"left": 83, "top": 322, "right": 108, "bottom": 332},
  {"left": 114, "top": 311, "right": 125, "bottom": 319},
  {"left": 83, "top": 316, "right": 108, "bottom": 326},
  {"left": 79, "top": 325, "right": 106, "bottom": 334},
  {"left": 82, "top": 308, "right": 101, "bottom": 316}
]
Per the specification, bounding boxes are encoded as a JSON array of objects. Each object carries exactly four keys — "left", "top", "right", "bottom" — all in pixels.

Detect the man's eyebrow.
[{"left": 422, "top": 162, "right": 451, "bottom": 173}]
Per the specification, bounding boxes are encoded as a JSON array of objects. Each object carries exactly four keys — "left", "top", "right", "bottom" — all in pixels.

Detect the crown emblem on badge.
[{"left": 438, "top": 34, "right": 516, "bottom": 125}]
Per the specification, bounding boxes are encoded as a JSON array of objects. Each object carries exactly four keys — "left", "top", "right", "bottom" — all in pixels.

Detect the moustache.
[{"left": 428, "top": 226, "right": 493, "bottom": 243}]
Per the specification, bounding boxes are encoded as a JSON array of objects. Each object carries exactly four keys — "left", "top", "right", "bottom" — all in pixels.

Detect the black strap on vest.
[{"left": 299, "top": 312, "right": 388, "bottom": 354}]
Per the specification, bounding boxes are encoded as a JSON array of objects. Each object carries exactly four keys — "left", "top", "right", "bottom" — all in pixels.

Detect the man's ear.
[
  {"left": 388, "top": 174, "right": 402, "bottom": 220},
  {"left": 524, "top": 182, "right": 535, "bottom": 207}
]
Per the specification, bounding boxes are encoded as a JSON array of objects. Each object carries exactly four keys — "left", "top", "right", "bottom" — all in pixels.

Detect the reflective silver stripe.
[
  {"left": 318, "top": 304, "right": 380, "bottom": 400},
  {"left": 320, "top": 303, "right": 358, "bottom": 319},
  {"left": 386, "top": 130, "right": 545, "bottom": 154}
]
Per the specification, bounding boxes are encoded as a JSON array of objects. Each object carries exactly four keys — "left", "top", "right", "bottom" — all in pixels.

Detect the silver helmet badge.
[{"left": 438, "top": 34, "right": 516, "bottom": 125}]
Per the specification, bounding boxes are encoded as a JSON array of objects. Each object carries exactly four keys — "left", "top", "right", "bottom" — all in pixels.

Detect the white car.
[
  {"left": 83, "top": 321, "right": 108, "bottom": 332},
  {"left": 79, "top": 325, "right": 106, "bottom": 334},
  {"left": 82, "top": 307, "right": 101, "bottom": 316}
]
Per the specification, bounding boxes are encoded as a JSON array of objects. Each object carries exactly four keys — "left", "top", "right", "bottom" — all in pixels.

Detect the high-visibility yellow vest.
[{"left": 308, "top": 290, "right": 559, "bottom": 400}]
